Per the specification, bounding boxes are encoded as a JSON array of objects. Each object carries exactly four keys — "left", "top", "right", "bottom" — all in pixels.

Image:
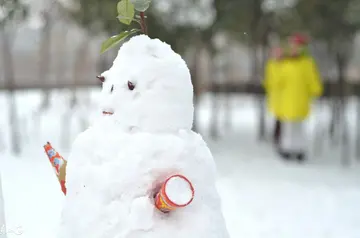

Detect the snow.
[
  {"left": 97, "top": 35, "right": 194, "bottom": 133},
  {"left": 165, "top": 175, "right": 193, "bottom": 206},
  {"left": 1, "top": 89, "right": 360, "bottom": 237},
  {"left": 60, "top": 128, "right": 229, "bottom": 238},
  {"left": 0, "top": 173, "right": 6, "bottom": 238},
  {"left": 57, "top": 35, "right": 228, "bottom": 238},
  {"left": 213, "top": 134, "right": 360, "bottom": 238}
]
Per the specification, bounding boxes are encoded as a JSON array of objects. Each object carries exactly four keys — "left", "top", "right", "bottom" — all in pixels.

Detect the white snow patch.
[
  {"left": 1, "top": 90, "right": 360, "bottom": 238},
  {"left": 165, "top": 176, "right": 193, "bottom": 206}
]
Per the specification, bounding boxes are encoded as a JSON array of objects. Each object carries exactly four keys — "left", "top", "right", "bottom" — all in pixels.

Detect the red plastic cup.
[{"left": 155, "top": 174, "right": 195, "bottom": 213}]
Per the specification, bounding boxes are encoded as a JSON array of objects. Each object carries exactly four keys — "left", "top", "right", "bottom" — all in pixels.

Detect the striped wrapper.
[{"left": 43, "top": 142, "right": 67, "bottom": 195}]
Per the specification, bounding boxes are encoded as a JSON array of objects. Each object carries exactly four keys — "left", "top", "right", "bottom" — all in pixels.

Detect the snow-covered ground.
[{"left": 0, "top": 89, "right": 360, "bottom": 238}]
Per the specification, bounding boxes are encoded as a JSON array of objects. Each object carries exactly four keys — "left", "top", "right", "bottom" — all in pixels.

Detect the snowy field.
[{"left": 0, "top": 89, "right": 360, "bottom": 238}]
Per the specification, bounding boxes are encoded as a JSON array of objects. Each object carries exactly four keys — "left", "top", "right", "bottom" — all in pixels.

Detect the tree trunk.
[
  {"left": 258, "top": 38, "right": 268, "bottom": 141},
  {"left": 56, "top": 23, "right": 68, "bottom": 84},
  {"left": 223, "top": 48, "right": 232, "bottom": 131},
  {"left": 248, "top": 0, "right": 265, "bottom": 141},
  {"left": 356, "top": 98, "right": 360, "bottom": 159},
  {"left": 336, "top": 53, "right": 350, "bottom": 166},
  {"left": 1, "top": 28, "right": 20, "bottom": 155},
  {"left": 329, "top": 99, "right": 340, "bottom": 143},
  {"left": 203, "top": 40, "right": 219, "bottom": 139},
  {"left": 250, "top": 44, "right": 266, "bottom": 141},
  {"left": 32, "top": 13, "right": 53, "bottom": 137},
  {"left": 38, "top": 12, "right": 52, "bottom": 110},
  {"left": 191, "top": 39, "right": 201, "bottom": 132},
  {"left": 209, "top": 54, "right": 219, "bottom": 139},
  {"left": 61, "top": 37, "right": 90, "bottom": 148}
]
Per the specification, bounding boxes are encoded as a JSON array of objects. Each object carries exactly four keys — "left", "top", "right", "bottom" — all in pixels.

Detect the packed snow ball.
[{"left": 97, "top": 34, "right": 194, "bottom": 133}]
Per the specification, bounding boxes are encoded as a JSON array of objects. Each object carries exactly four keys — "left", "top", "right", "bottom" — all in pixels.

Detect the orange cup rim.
[{"left": 162, "top": 174, "right": 195, "bottom": 208}]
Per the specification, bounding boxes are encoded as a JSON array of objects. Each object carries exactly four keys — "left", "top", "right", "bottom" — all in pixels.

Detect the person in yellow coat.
[
  {"left": 263, "top": 47, "right": 284, "bottom": 146},
  {"left": 276, "top": 33, "right": 323, "bottom": 161}
]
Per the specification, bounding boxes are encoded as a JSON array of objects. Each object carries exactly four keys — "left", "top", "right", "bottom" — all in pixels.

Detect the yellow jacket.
[
  {"left": 263, "top": 59, "right": 282, "bottom": 116},
  {"left": 263, "top": 56, "right": 323, "bottom": 121}
]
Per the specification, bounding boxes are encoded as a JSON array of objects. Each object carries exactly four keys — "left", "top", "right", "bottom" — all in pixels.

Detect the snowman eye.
[
  {"left": 97, "top": 75, "right": 105, "bottom": 83},
  {"left": 110, "top": 85, "right": 114, "bottom": 93},
  {"left": 128, "top": 81, "right": 135, "bottom": 90}
]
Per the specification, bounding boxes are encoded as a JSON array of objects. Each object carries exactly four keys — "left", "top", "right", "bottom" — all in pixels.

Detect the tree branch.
[{"left": 140, "top": 12, "right": 147, "bottom": 34}]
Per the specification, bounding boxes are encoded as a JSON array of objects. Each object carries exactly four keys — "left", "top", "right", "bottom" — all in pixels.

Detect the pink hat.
[{"left": 289, "top": 33, "right": 309, "bottom": 46}]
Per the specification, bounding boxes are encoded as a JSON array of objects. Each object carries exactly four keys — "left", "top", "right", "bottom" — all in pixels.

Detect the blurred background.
[{"left": 1, "top": 0, "right": 360, "bottom": 237}]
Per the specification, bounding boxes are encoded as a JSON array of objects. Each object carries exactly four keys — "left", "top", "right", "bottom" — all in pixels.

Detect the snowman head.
[{"left": 97, "top": 35, "right": 194, "bottom": 133}]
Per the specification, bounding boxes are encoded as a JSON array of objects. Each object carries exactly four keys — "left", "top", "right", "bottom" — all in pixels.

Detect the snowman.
[{"left": 58, "top": 34, "right": 229, "bottom": 238}]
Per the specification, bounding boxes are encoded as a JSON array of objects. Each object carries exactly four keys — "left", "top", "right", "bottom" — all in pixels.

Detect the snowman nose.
[{"left": 97, "top": 75, "right": 105, "bottom": 83}]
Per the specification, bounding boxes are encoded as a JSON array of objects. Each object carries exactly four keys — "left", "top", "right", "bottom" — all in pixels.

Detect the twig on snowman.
[{"left": 100, "top": 0, "right": 151, "bottom": 54}]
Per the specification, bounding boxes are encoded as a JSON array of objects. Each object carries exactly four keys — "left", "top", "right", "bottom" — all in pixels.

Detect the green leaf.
[
  {"left": 130, "top": 0, "right": 152, "bottom": 12},
  {"left": 117, "top": 15, "right": 140, "bottom": 24},
  {"left": 117, "top": 0, "right": 135, "bottom": 25},
  {"left": 100, "top": 29, "right": 139, "bottom": 54}
]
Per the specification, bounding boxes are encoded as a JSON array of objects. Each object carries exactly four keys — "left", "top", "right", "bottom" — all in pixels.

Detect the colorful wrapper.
[
  {"left": 155, "top": 174, "right": 194, "bottom": 213},
  {"left": 43, "top": 142, "right": 67, "bottom": 195}
]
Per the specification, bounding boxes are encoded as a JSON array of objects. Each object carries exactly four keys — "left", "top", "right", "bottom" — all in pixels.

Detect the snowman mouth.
[{"left": 102, "top": 110, "right": 114, "bottom": 115}]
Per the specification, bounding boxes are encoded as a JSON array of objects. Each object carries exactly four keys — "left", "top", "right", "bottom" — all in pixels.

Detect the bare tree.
[
  {"left": 190, "top": 45, "right": 201, "bottom": 132},
  {"left": 0, "top": 28, "right": 21, "bottom": 154},
  {"left": 38, "top": 11, "right": 53, "bottom": 110},
  {"left": 0, "top": 0, "right": 27, "bottom": 154},
  {"left": 332, "top": 37, "right": 352, "bottom": 165},
  {"left": 209, "top": 46, "right": 221, "bottom": 139},
  {"left": 55, "top": 24, "right": 69, "bottom": 84},
  {"left": 356, "top": 98, "right": 360, "bottom": 159},
  {"left": 30, "top": 11, "right": 54, "bottom": 135},
  {"left": 61, "top": 35, "right": 90, "bottom": 148},
  {"left": 222, "top": 45, "right": 232, "bottom": 131}
]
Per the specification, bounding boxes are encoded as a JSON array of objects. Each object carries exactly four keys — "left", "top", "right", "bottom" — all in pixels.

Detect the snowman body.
[{"left": 58, "top": 35, "right": 229, "bottom": 238}]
